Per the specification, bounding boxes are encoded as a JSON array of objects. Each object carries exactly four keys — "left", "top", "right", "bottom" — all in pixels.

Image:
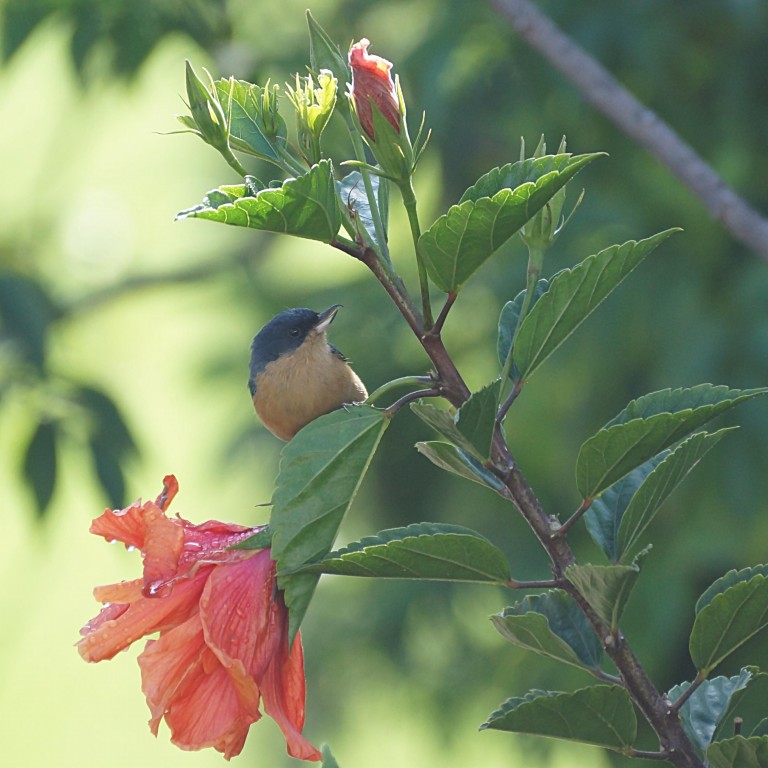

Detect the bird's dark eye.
[{"left": 288, "top": 327, "right": 300, "bottom": 338}]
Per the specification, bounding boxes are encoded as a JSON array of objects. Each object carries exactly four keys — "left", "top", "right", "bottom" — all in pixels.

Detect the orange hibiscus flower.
[{"left": 78, "top": 475, "right": 321, "bottom": 762}]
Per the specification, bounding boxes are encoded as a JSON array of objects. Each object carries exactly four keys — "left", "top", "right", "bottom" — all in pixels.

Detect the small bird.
[{"left": 248, "top": 305, "right": 368, "bottom": 441}]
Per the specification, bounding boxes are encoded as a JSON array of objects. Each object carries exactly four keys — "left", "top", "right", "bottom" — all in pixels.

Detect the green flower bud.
[
  {"left": 286, "top": 71, "right": 337, "bottom": 165},
  {"left": 183, "top": 60, "right": 229, "bottom": 151}
]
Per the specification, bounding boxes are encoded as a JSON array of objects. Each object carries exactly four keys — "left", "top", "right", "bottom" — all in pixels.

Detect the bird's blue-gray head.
[{"left": 248, "top": 305, "right": 341, "bottom": 394}]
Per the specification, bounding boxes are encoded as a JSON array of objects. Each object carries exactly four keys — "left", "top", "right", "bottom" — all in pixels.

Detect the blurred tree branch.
[
  {"left": 491, "top": 0, "right": 768, "bottom": 259},
  {"left": 65, "top": 252, "right": 253, "bottom": 316}
]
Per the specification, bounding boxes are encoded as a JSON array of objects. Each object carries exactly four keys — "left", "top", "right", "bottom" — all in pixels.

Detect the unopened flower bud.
[
  {"left": 184, "top": 60, "right": 229, "bottom": 150},
  {"left": 286, "top": 70, "right": 337, "bottom": 165},
  {"left": 349, "top": 38, "right": 400, "bottom": 140}
]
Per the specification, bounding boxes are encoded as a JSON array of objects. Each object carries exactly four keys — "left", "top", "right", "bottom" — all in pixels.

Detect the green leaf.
[
  {"left": 497, "top": 278, "right": 550, "bottom": 373},
  {"left": 270, "top": 405, "right": 389, "bottom": 642},
  {"left": 455, "top": 380, "right": 501, "bottom": 460},
  {"left": 459, "top": 153, "right": 602, "bottom": 204},
  {"left": 696, "top": 565, "right": 768, "bottom": 615},
  {"left": 215, "top": 77, "right": 287, "bottom": 161},
  {"left": 616, "top": 428, "right": 733, "bottom": 561},
  {"left": 410, "top": 402, "right": 479, "bottom": 458},
  {"left": 481, "top": 685, "right": 637, "bottom": 751},
  {"left": 514, "top": 230, "right": 677, "bottom": 380},
  {"left": 0, "top": 273, "right": 59, "bottom": 371},
  {"left": 79, "top": 386, "right": 136, "bottom": 456},
  {"left": 79, "top": 385, "right": 136, "bottom": 507},
  {"left": 320, "top": 743, "right": 341, "bottom": 768},
  {"left": 576, "top": 385, "right": 768, "bottom": 499},
  {"left": 668, "top": 668, "right": 754, "bottom": 752},
  {"left": 492, "top": 591, "right": 604, "bottom": 672},
  {"left": 419, "top": 153, "right": 601, "bottom": 293},
  {"left": 584, "top": 453, "right": 665, "bottom": 562},
  {"left": 23, "top": 421, "right": 57, "bottom": 517},
  {"left": 306, "top": 10, "right": 351, "bottom": 114},
  {"left": 415, "top": 441, "right": 507, "bottom": 493},
  {"left": 411, "top": 383, "right": 501, "bottom": 462},
  {"left": 707, "top": 736, "right": 768, "bottom": 768},
  {"left": 690, "top": 572, "right": 768, "bottom": 675},
  {"left": 89, "top": 439, "right": 126, "bottom": 508},
  {"left": 337, "top": 170, "right": 387, "bottom": 249},
  {"left": 565, "top": 562, "right": 641, "bottom": 630},
  {"left": 231, "top": 526, "right": 272, "bottom": 551},
  {"left": 606, "top": 383, "right": 768, "bottom": 426},
  {"left": 289, "top": 523, "right": 511, "bottom": 583},
  {"left": 177, "top": 160, "right": 342, "bottom": 243}
]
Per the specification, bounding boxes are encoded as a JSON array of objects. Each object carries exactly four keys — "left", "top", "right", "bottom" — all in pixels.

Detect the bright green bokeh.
[{"left": 3, "top": 3, "right": 768, "bottom": 767}]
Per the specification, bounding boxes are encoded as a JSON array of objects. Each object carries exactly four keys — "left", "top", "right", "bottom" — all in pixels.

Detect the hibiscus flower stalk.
[{"left": 347, "top": 37, "right": 433, "bottom": 327}]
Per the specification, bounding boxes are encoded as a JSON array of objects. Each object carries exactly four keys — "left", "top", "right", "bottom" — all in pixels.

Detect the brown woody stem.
[{"left": 351, "top": 234, "right": 705, "bottom": 768}]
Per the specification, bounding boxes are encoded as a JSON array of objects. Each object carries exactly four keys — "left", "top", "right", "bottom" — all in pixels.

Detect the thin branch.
[
  {"left": 506, "top": 577, "right": 561, "bottom": 590},
  {"left": 490, "top": 0, "right": 768, "bottom": 259},
  {"left": 384, "top": 388, "right": 440, "bottom": 416},
  {"left": 64, "top": 252, "right": 253, "bottom": 315},
  {"left": 593, "top": 669, "right": 623, "bottom": 686},
  {"left": 365, "top": 375, "right": 434, "bottom": 405},
  {"left": 400, "top": 178, "right": 434, "bottom": 328},
  {"left": 496, "top": 377, "right": 523, "bottom": 425},
  {"left": 431, "top": 291, "right": 457, "bottom": 335},
  {"left": 669, "top": 672, "right": 706, "bottom": 713},
  {"left": 555, "top": 498, "right": 593, "bottom": 538},
  {"left": 626, "top": 750, "right": 673, "bottom": 762}
]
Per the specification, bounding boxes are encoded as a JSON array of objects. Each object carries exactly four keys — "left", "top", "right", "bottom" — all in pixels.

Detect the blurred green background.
[{"left": 2, "top": 1, "right": 767, "bottom": 766}]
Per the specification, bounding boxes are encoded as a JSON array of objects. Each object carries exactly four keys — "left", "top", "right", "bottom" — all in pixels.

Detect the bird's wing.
[{"left": 329, "top": 343, "right": 349, "bottom": 362}]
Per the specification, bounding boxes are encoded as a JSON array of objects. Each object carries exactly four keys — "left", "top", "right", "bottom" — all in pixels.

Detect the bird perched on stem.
[{"left": 248, "top": 305, "right": 368, "bottom": 441}]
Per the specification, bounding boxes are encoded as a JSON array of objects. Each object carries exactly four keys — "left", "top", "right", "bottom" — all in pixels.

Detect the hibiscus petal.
[
  {"left": 163, "top": 645, "right": 261, "bottom": 760},
  {"left": 261, "top": 630, "right": 321, "bottom": 761},
  {"left": 92, "top": 578, "right": 143, "bottom": 604},
  {"left": 200, "top": 550, "right": 281, "bottom": 681},
  {"left": 140, "top": 503, "right": 185, "bottom": 598},
  {"left": 138, "top": 613, "right": 209, "bottom": 733},
  {"left": 79, "top": 602, "right": 130, "bottom": 637},
  {"left": 90, "top": 501, "right": 147, "bottom": 550},
  {"left": 178, "top": 520, "right": 255, "bottom": 570},
  {"left": 349, "top": 38, "right": 400, "bottom": 138},
  {"left": 78, "top": 570, "right": 210, "bottom": 662},
  {"left": 155, "top": 475, "right": 179, "bottom": 511}
]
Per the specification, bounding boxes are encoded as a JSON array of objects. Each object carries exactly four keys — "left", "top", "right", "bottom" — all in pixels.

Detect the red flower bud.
[{"left": 349, "top": 38, "right": 400, "bottom": 140}]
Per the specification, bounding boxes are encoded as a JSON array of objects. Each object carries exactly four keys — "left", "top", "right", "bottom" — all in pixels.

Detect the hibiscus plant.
[{"left": 79, "top": 12, "right": 768, "bottom": 768}]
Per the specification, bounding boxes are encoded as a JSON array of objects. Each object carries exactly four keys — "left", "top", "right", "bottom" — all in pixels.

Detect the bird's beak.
[{"left": 313, "top": 304, "right": 342, "bottom": 334}]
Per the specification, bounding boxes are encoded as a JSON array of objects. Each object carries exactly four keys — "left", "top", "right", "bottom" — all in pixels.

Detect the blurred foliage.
[
  {"left": 2, "top": 1, "right": 768, "bottom": 766},
  {"left": 1, "top": 0, "right": 231, "bottom": 79}
]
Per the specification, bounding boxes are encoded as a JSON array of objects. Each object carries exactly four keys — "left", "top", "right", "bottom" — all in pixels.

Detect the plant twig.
[
  {"left": 365, "top": 375, "right": 434, "bottom": 405},
  {"left": 555, "top": 498, "right": 593, "bottom": 538},
  {"left": 384, "top": 388, "right": 440, "bottom": 416},
  {"left": 431, "top": 291, "right": 457, "bottom": 335},
  {"left": 490, "top": 0, "right": 768, "bottom": 259},
  {"left": 346, "top": 124, "right": 392, "bottom": 264},
  {"left": 64, "top": 252, "right": 253, "bottom": 316},
  {"left": 399, "top": 178, "right": 434, "bottom": 329},
  {"left": 593, "top": 669, "right": 623, "bottom": 686},
  {"left": 626, "top": 750, "right": 673, "bottom": 762},
  {"left": 496, "top": 377, "right": 523, "bottom": 424},
  {"left": 669, "top": 672, "right": 706, "bottom": 713},
  {"left": 506, "top": 577, "right": 561, "bottom": 590}
]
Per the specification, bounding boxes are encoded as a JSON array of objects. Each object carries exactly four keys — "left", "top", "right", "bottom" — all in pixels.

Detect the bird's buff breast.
[{"left": 252, "top": 335, "right": 367, "bottom": 441}]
